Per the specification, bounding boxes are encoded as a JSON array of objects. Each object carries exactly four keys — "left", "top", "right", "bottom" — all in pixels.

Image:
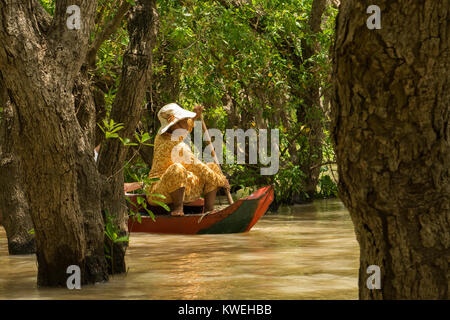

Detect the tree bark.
[
  {"left": 332, "top": 0, "right": 449, "bottom": 299},
  {"left": 0, "top": 71, "right": 35, "bottom": 255},
  {"left": 0, "top": 0, "right": 158, "bottom": 284},
  {"left": 295, "top": 0, "right": 327, "bottom": 201},
  {"left": 0, "top": 0, "right": 108, "bottom": 286},
  {"left": 86, "top": 0, "right": 131, "bottom": 68},
  {"left": 97, "top": 0, "right": 158, "bottom": 274}
]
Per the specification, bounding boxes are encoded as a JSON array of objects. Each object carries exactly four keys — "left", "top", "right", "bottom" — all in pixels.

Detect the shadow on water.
[{"left": 0, "top": 198, "right": 359, "bottom": 299}]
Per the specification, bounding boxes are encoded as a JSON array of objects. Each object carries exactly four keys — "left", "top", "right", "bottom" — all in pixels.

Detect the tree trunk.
[
  {"left": 97, "top": 0, "right": 159, "bottom": 274},
  {"left": 0, "top": 0, "right": 158, "bottom": 285},
  {"left": 295, "top": 0, "right": 327, "bottom": 201},
  {"left": 0, "top": 0, "right": 108, "bottom": 286},
  {"left": 0, "top": 72, "right": 35, "bottom": 255},
  {"left": 332, "top": 0, "right": 449, "bottom": 299}
]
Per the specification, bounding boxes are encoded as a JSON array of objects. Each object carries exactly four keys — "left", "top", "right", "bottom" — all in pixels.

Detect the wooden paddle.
[{"left": 200, "top": 116, "right": 234, "bottom": 205}]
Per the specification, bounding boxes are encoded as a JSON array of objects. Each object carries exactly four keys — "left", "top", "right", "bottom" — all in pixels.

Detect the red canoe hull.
[{"left": 127, "top": 185, "right": 274, "bottom": 234}]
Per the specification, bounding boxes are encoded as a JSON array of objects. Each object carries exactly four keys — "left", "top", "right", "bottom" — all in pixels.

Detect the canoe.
[{"left": 126, "top": 185, "right": 274, "bottom": 234}]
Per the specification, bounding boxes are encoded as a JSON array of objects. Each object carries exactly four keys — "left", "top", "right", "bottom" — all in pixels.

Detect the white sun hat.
[{"left": 157, "top": 103, "right": 197, "bottom": 135}]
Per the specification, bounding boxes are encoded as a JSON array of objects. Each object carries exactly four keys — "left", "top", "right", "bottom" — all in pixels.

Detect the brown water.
[{"left": 0, "top": 199, "right": 359, "bottom": 299}]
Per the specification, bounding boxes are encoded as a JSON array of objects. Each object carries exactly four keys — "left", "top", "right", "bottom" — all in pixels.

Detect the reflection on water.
[{"left": 0, "top": 199, "right": 359, "bottom": 299}]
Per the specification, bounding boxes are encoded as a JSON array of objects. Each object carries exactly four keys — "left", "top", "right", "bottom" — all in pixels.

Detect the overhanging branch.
[
  {"left": 86, "top": 0, "right": 131, "bottom": 68},
  {"left": 46, "top": 1, "right": 98, "bottom": 78},
  {"left": 98, "top": 0, "right": 158, "bottom": 177}
]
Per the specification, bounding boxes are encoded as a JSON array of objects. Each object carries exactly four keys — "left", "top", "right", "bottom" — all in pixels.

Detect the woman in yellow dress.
[{"left": 144, "top": 103, "right": 230, "bottom": 216}]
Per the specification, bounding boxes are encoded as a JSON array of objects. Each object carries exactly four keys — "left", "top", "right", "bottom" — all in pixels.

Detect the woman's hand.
[
  {"left": 124, "top": 182, "right": 144, "bottom": 193},
  {"left": 193, "top": 105, "right": 204, "bottom": 120}
]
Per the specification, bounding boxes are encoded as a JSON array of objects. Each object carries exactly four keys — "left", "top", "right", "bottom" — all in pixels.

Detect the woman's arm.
[{"left": 124, "top": 182, "right": 144, "bottom": 193}]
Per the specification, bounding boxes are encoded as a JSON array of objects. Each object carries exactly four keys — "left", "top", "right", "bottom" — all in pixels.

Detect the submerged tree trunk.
[
  {"left": 0, "top": 1, "right": 109, "bottom": 286},
  {"left": 97, "top": 0, "right": 159, "bottom": 274},
  {"left": 0, "top": 72, "right": 35, "bottom": 255},
  {"left": 332, "top": 1, "right": 449, "bottom": 299},
  {"left": 1, "top": 0, "right": 158, "bottom": 284}
]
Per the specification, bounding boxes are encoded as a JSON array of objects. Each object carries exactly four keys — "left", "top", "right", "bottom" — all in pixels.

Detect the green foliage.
[
  {"left": 93, "top": 1, "right": 130, "bottom": 113},
  {"left": 317, "top": 172, "right": 338, "bottom": 198},
  {"left": 104, "top": 210, "right": 128, "bottom": 274},
  {"left": 62, "top": 0, "right": 339, "bottom": 207},
  {"left": 35, "top": 1, "right": 338, "bottom": 206},
  {"left": 124, "top": 161, "right": 150, "bottom": 184},
  {"left": 124, "top": 172, "right": 170, "bottom": 223},
  {"left": 104, "top": 211, "right": 129, "bottom": 244},
  {"left": 98, "top": 119, "right": 154, "bottom": 148},
  {"left": 133, "top": 131, "right": 153, "bottom": 146},
  {"left": 126, "top": 195, "right": 158, "bottom": 222},
  {"left": 315, "top": 129, "right": 338, "bottom": 199},
  {"left": 38, "top": 0, "right": 55, "bottom": 15},
  {"left": 150, "top": 0, "right": 338, "bottom": 204},
  {"left": 273, "top": 163, "right": 307, "bottom": 204},
  {"left": 98, "top": 118, "right": 124, "bottom": 140},
  {"left": 223, "top": 164, "right": 260, "bottom": 190}
]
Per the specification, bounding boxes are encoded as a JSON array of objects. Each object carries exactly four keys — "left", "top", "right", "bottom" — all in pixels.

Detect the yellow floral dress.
[{"left": 146, "top": 133, "right": 227, "bottom": 204}]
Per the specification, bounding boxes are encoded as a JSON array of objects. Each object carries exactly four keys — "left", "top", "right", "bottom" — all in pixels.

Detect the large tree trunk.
[
  {"left": 97, "top": 0, "right": 158, "bottom": 274},
  {"left": 332, "top": 1, "right": 449, "bottom": 299},
  {"left": 0, "top": 72, "right": 35, "bottom": 255},
  {"left": 0, "top": 0, "right": 108, "bottom": 286},
  {"left": 0, "top": 0, "right": 157, "bottom": 285}
]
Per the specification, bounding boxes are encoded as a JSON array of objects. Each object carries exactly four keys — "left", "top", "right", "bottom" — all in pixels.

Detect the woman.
[{"left": 144, "top": 103, "right": 230, "bottom": 216}]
